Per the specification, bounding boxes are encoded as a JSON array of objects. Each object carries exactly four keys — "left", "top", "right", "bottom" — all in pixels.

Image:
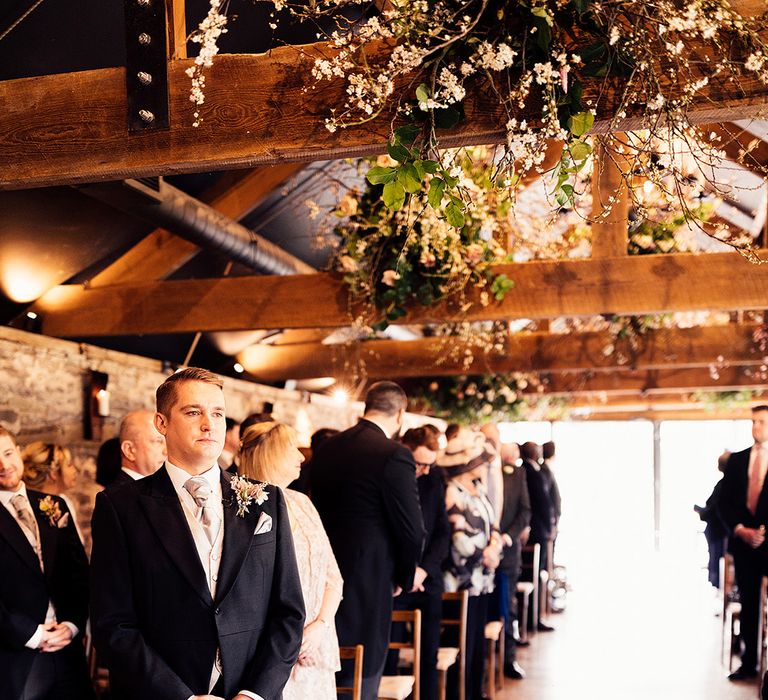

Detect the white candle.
[{"left": 96, "top": 389, "right": 110, "bottom": 417}]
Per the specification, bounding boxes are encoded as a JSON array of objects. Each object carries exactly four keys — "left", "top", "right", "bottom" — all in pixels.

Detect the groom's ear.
[{"left": 154, "top": 412, "right": 168, "bottom": 437}]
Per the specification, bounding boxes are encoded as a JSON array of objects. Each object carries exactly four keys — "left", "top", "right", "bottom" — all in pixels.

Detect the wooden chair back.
[
  {"left": 441, "top": 590, "right": 469, "bottom": 700},
  {"left": 338, "top": 644, "right": 364, "bottom": 700}
]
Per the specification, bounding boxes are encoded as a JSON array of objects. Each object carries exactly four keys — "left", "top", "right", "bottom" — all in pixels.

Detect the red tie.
[{"left": 748, "top": 445, "right": 767, "bottom": 514}]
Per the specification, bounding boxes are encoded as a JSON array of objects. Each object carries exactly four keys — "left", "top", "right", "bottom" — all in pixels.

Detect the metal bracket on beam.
[{"left": 124, "top": 0, "right": 170, "bottom": 133}]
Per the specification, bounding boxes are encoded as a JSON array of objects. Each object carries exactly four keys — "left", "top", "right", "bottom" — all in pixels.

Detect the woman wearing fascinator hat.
[{"left": 437, "top": 428, "right": 503, "bottom": 700}]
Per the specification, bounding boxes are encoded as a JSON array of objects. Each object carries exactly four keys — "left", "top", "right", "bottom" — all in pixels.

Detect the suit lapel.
[
  {"left": 215, "top": 470, "right": 258, "bottom": 604},
  {"left": 0, "top": 500, "right": 42, "bottom": 574},
  {"left": 139, "top": 467, "right": 213, "bottom": 606}
]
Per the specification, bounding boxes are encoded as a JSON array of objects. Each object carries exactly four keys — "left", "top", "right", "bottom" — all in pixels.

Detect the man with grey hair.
[
  {"left": 311, "top": 381, "right": 425, "bottom": 700},
  {"left": 110, "top": 410, "right": 167, "bottom": 487}
]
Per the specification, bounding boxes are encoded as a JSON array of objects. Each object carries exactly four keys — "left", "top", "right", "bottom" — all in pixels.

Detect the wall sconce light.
[{"left": 85, "top": 370, "right": 110, "bottom": 441}]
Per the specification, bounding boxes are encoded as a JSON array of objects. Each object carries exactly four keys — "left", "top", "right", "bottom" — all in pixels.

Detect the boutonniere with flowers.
[
  {"left": 38, "top": 495, "right": 70, "bottom": 529},
  {"left": 230, "top": 476, "right": 269, "bottom": 518}
]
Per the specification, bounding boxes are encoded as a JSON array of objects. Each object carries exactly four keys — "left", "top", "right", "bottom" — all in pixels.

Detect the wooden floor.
[{"left": 498, "top": 553, "right": 759, "bottom": 700}]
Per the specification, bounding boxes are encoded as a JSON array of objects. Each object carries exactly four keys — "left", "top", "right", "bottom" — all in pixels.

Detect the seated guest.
[
  {"left": 386, "top": 427, "right": 449, "bottom": 700},
  {"left": 22, "top": 442, "right": 83, "bottom": 540},
  {"left": 439, "top": 429, "right": 503, "bottom": 700},
  {"left": 240, "top": 421, "right": 343, "bottom": 700},
  {"left": 445, "top": 423, "right": 461, "bottom": 442},
  {"left": 0, "top": 426, "right": 94, "bottom": 700},
  {"left": 111, "top": 409, "right": 167, "bottom": 487},
  {"left": 218, "top": 417, "right": 241, "bottom": 472},
  {"left": 95, "top": 437, "right": 122, "bottom": 487}
]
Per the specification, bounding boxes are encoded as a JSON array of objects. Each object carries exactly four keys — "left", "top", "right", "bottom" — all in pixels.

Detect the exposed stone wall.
[
  {"left": 0, "top": 327, "right": 441, "bottom": 551},
  {"left": 0, "top": 327, "right": 368, "bottom": 550}
]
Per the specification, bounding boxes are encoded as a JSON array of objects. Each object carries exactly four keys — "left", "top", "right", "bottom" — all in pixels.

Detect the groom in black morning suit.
[
  {"left": 0, "top": 426, "right": 94, "bottom": 700},
  {"left": 719, "top": 405, "right": 768, "bottom": 682},
  {"left": 90, "top": 368, "right": 305, "bottom": 700},
  {"left": 311, "top": 382, "right": 425, "bottom": 700}
]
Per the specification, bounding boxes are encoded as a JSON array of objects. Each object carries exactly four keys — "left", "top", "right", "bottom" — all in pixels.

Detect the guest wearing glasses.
[{"left": 386, "top": 426, "right": 450, "bottom": 700}]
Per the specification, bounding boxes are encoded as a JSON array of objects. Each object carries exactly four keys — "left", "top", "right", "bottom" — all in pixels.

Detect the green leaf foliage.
[
  {"left": 568, "top": 111, "right": 594, "bottom": 137},
  {"left": 383, "top": 180, "right": 406, "bottom": 210},
  {"left": 367, "top": 166, "right": 397, "bottom": 185}
]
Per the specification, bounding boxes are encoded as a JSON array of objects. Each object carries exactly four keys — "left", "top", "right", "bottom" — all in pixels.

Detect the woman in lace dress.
[{"left": 239, "top": 422, "right": 343, "bottom": 700}]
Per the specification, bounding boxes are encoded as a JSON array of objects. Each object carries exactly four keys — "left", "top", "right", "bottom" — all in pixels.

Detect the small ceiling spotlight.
[
  {"left": 233, "top": 362, "right": 245, "bottom": 373},
  {"left": 331, "top": 388, "right": 349, "bottom": 405}
]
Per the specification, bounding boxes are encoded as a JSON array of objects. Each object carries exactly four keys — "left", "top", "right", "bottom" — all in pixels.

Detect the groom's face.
[{"left": 156, "top": 380, "right": 226, "bottom": 472}]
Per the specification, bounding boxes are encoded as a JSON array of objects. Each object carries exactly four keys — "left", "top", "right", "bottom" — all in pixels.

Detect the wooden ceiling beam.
[
  {"left": 34, "top": 248, "right": 768, "bottom": 336},
  {"left": 236, "top": 324, "right": 762, "bottom": 381},
  {"left": 2, "top": 19, "right": 768, "bottom": 190},
  {"left": 88, "top": 163, "right": 304, "bottom": 287},
  {"left": 525, "top": 365, "right": 766, "bottom": 396},
  {"left": 570, "top": 407, "right": 754, "bottom": 421}
]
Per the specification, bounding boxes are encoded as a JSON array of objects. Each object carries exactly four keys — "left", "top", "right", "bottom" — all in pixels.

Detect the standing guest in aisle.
[
  {"left": 694, "top": 451, "right": 730, "bottom": 590},
  {"left": 239, "top": 421, "right": 343, "bottom": 700},
  {"left": 95, "top": 437, "right": 122, "bottom": 488},
  {"left": 311, "top": 381, "right": 425, "bottom": 700},
  {"left": 110, "top": 409, "right": 167, "bottom": 488},
  {"left": 386, "top": 426, "right": 449, "bottom": 700},
  {"left": 520, "top": 441, "right": 556, "bottom": 632},
  {"left": 498, "top": 442, "right": 531, "bottom": 679},
  {"left": 540, "top": 441, "right": 562, "bottom": 533},
  {"left": 479, "top": 423, "right": 504, "bottom": 526},
  {"left": 90, "top": 367, "right": 305, "bottom": 700},
  {"left": 440, "top": 428, "right": 503, "bottom": 700},
  {"left": 0, "top": 427, "right": 94, "bottom": 700},
  {"left": 719, "top": 405, "right": 768, "bottom": 681}
]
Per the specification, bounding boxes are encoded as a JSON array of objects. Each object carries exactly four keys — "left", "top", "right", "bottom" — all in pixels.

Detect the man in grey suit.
[{"left": 498, "top": 442, "right": 531, "bottom": 679}]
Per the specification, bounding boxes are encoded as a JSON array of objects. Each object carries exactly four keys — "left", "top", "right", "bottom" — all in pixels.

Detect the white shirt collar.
[
  {"left": 0, "top": 481, "right": 29, "bottom": 508},
  {"left": 165, "top": 461, "right": 222, "bottom": 498},
  {"left": 121, "top": 467, "right": 144, "bottom": 481}
]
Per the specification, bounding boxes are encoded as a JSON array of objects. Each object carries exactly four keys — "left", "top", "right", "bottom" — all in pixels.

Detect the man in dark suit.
[
  {"left": 498, "top": 442, "right": 531, "bottom": 679},
  {"left": 90, "top": 367, "right": 305, "bottom": 700},
  {"left": 110, "top": 409, "right": 167, "bottom": 488},
  {"left": 719, "top": 405, "right": 768, "bottom": 681},
  {"left": 311, "top": 381, "right": 425, "bottom": 700},
  {"left": 386, "top": 426, "right": 449, "bottom": 700},
  {"left": 0, "top": 426, "right": 94, "bottom": 700},
  {"left": 520, "top": 441, "right": 555, "bottom": 632}
]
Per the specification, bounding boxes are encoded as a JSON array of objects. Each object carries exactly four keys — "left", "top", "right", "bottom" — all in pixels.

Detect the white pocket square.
[{"left": 254, "top": 512, "right": 272, "bottom": 535}]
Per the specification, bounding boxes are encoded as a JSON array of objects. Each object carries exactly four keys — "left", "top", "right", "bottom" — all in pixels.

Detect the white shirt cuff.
[
  {"left": 238, "top": 692, "right": 264, "bottom": 700},
  {"left": 25, "top": 624, "right": 45, "bottom": 649},
  {"left": 61, "top": 621, "right": 79, "bottom": 639}
]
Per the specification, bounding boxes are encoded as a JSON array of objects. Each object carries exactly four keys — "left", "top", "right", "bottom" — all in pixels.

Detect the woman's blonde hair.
[
  {"left": 239, "top": 421, "right": 298, "bottom": 484},
  {"left": 22, "top": 442, "right": 73, "bottom": 489}
]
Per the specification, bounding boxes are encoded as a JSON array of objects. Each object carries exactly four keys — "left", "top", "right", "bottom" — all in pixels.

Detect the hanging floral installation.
[
  {"left": 407, "top": 373, "right": 570, "bottom": 424},
  {"left": 189, "top": 0, "right": 767, "bottom": 234}
]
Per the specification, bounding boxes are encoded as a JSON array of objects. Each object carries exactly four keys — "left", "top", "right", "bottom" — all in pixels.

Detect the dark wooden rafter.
[
  {"left": 235, "top": 324, "right": 765, "bottom": 381},
  {"left": 33, "top": 248, "right": 768, "bottom": 336},
  {"left": 495, "top": 365, "right": 767, "bottom": 396},
  {"left": 1, "top": 0, "right": 767, "bottom": 190},
  {"left": 705, "top": 122, "right": 768, "bottom": 177}
]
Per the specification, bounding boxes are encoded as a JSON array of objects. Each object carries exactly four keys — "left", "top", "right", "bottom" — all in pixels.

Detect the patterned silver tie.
[
  {"left": 183, "top": 477, "right": 221, "bottom": 545},
  {"left": 11, "top": 494, "right": 42, "bottom": 564}
]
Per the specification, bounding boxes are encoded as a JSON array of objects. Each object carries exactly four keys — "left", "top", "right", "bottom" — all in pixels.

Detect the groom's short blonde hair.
[{"left": 156, "top": 367, "right": 223, "bottom": 416}]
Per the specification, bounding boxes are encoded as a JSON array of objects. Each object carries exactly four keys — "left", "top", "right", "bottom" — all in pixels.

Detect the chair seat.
[
  {"left": 484, "top": 621, "right": 503, "bottom": 641},
  {"left": 436, "top": 646, "right": 459, "bottom": 671},
  {"left": 378, "top": 675, "right": 415, "bottom": 700},
  {"left": 517, "top": 581, "right": 534, "bottom": 595}
]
